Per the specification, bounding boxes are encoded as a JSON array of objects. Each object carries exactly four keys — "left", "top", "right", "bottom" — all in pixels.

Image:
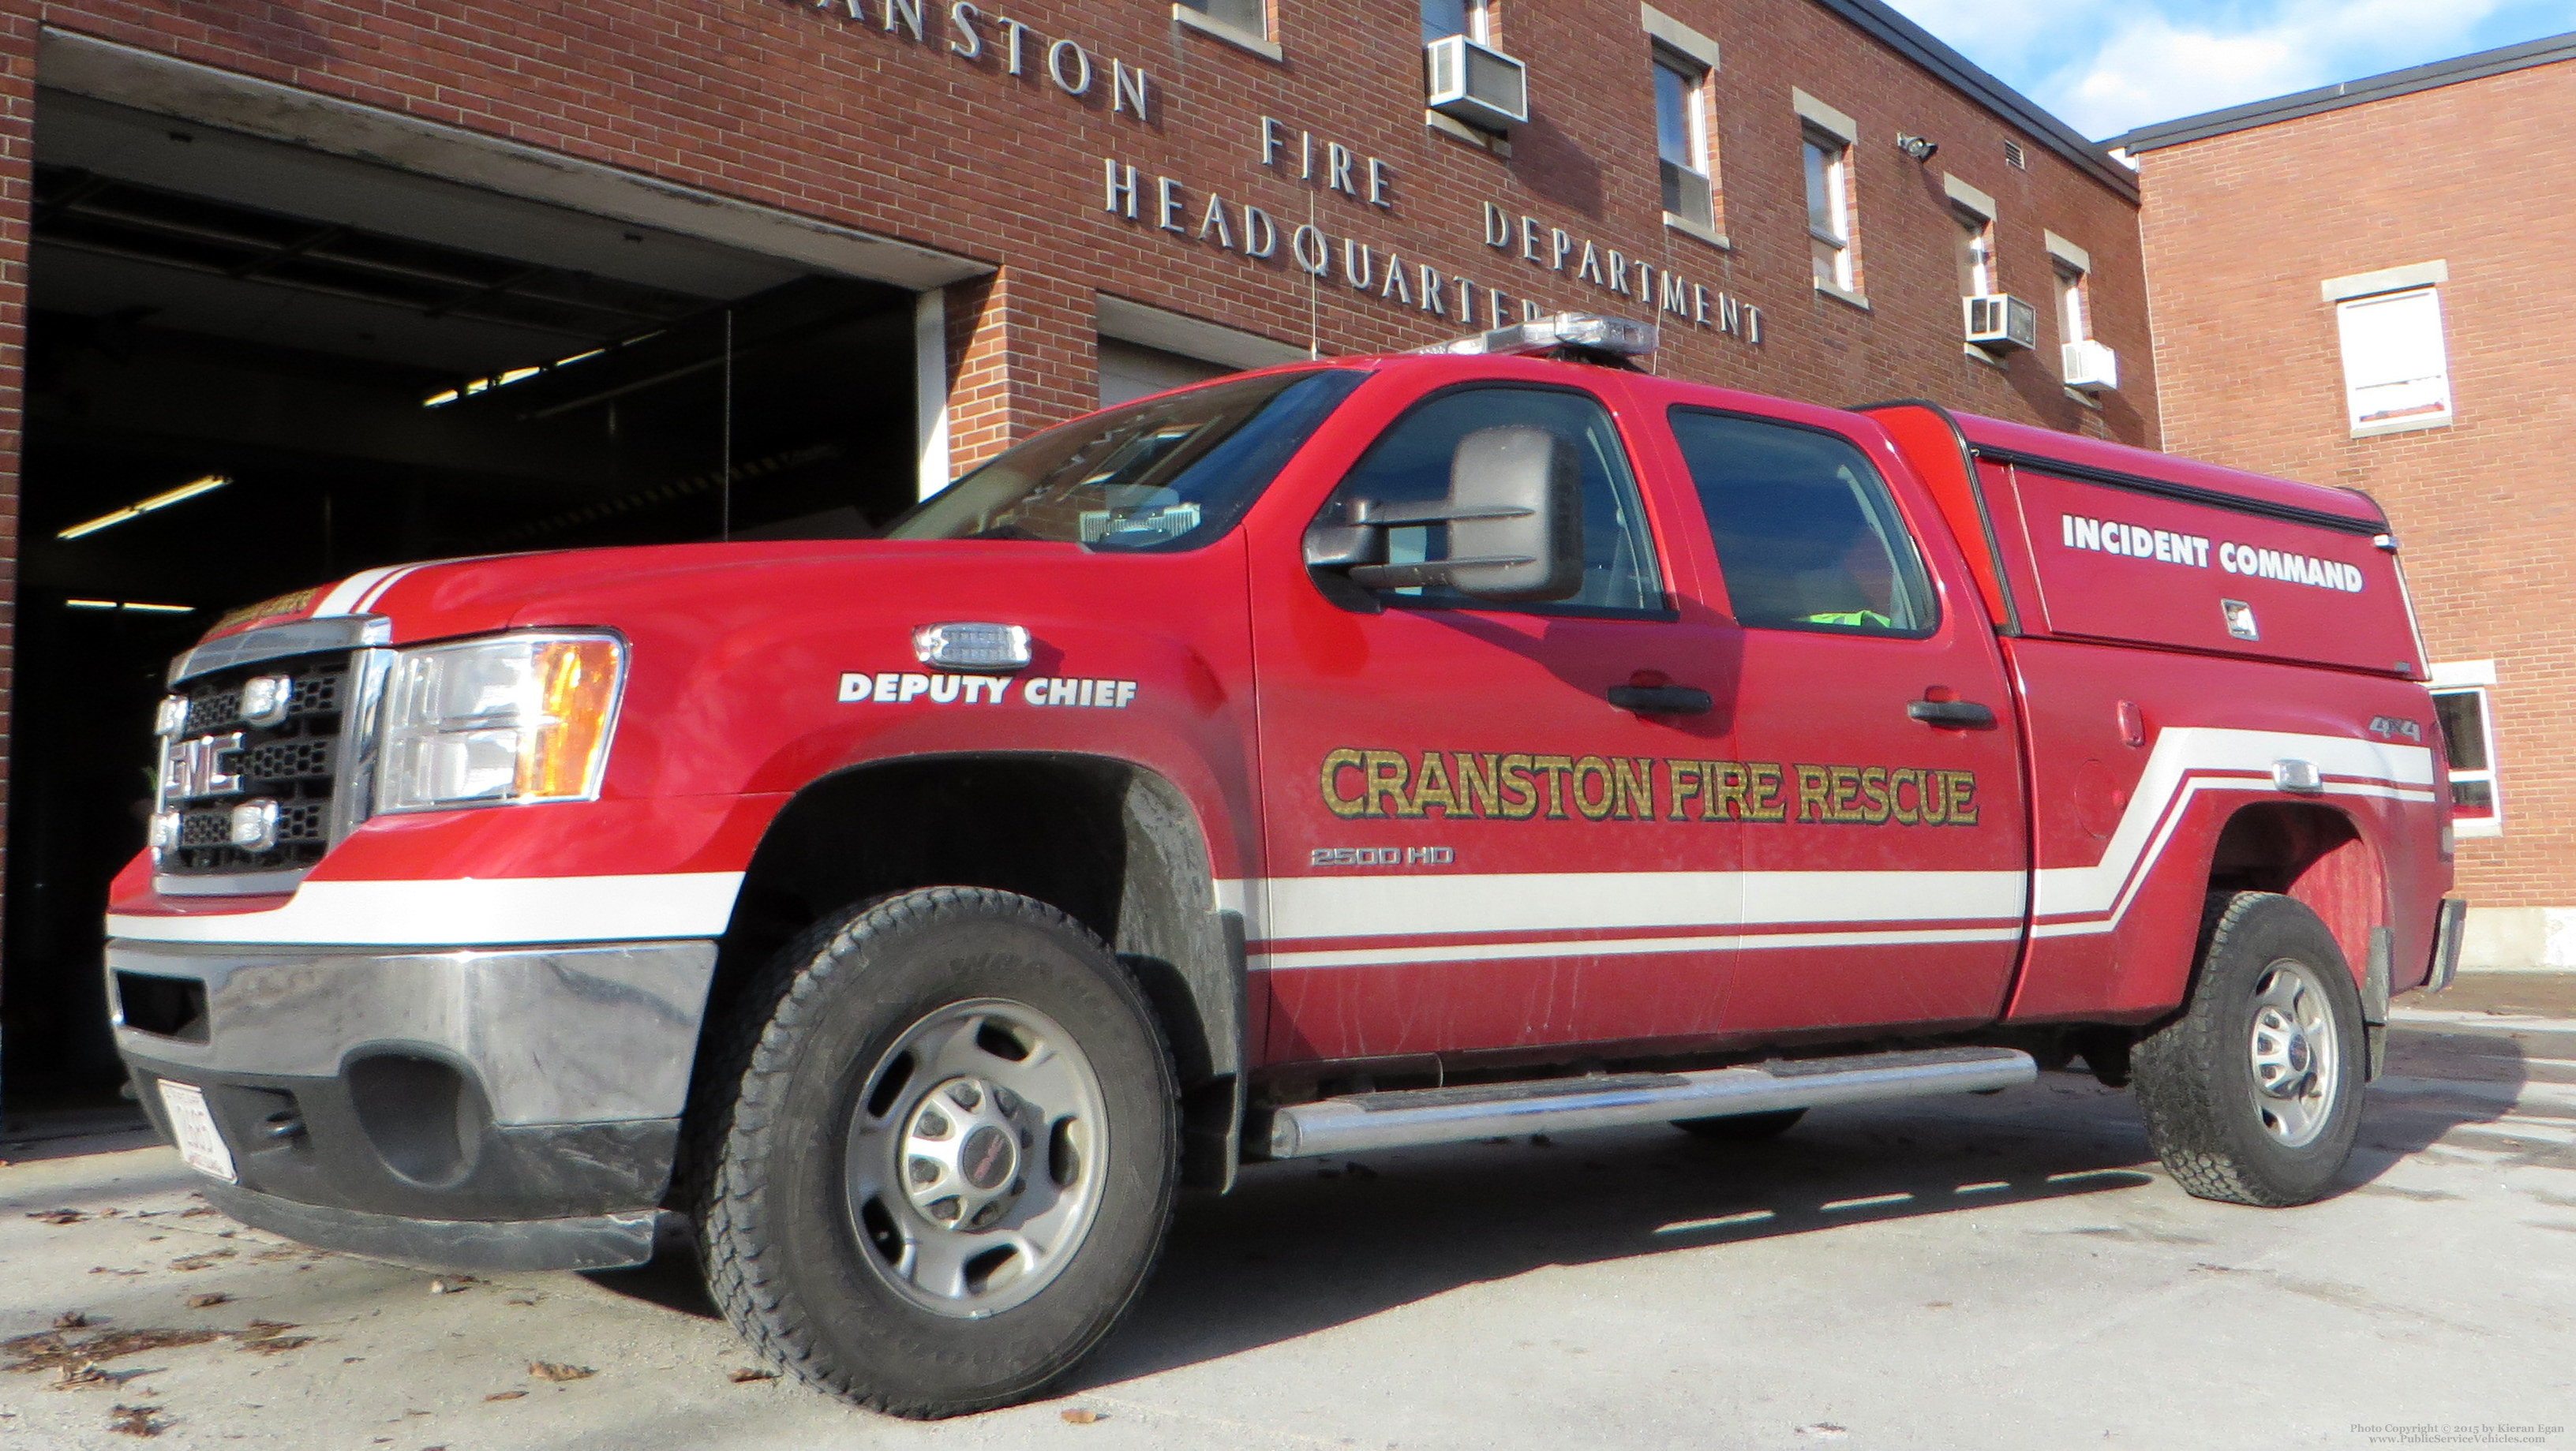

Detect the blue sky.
[{"left": 1881, "top": 0, "right": 2576, "bottom": 139}]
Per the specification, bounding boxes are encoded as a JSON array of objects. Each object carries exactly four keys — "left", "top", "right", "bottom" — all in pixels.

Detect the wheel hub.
[
  {"left": 901, "top": 1077, "right": 1030, "bottom": 1229},
  {"left": 2244, "top": 959, "right": 2342, "bottom": 1148},
  {"left": 843, "top": 999, "right": 1108, "bottom": 1318}
]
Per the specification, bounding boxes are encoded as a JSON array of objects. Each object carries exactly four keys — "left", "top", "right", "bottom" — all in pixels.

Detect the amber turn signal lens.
[{"left": 515, "top": 638, "right": 623, "bottom": 800}]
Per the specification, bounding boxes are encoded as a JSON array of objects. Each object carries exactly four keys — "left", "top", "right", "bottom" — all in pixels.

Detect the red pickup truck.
[{"left": 105, "top": 314, "right": 2463, "bottom": 1417}]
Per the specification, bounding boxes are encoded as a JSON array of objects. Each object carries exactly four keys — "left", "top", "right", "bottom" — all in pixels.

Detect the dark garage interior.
[{"left": 2, "top": 92, "right": 926, "bottom": 1117}]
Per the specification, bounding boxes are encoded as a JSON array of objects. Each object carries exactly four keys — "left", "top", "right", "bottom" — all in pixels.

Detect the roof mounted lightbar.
[{"left": 1414, "top": 312, "right": 1658, "bottom": 365}]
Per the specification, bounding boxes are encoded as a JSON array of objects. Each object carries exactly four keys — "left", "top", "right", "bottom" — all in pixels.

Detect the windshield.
[{"left": 886, "top": 367, "right": 1366, "bottom": 550}]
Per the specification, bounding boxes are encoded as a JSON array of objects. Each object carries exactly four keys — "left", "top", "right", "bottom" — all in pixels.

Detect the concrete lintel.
[
  {"left": 1641, "top": 6, "right": 1720, "bottom": 71},
  {"left": 1792, "top": 88, "right": 1857, "bottom": 144},
  {"left": 36, "top": 27, "right": 990, "bottom": 292},
  {"left": 2044, "top": 230, "right": 2091, "bottom": 272},
  {"left": 1943, "top": 174, "right": 1997, "bottom": 219},
  {"left": 2323, "top": 260, "right": 2448, "bottom": 304}
]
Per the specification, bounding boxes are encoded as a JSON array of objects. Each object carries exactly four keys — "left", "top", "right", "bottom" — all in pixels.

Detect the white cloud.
[{"left": 1887, "top": 0, "right": 2576, "bottom": 138}]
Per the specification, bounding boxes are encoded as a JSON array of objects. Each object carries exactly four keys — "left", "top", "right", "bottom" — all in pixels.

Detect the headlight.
[{"left": 376, "top": 633, "right": 625, "bottom": 813}]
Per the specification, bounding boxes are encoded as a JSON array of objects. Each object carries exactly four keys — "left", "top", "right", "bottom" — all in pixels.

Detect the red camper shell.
[{"left": 1863, "top": 405, "right": 2427, "bottom": 679}]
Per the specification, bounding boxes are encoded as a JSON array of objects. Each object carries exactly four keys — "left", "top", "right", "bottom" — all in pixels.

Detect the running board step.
[{"left": 1265, "top": 1046, "right": 2036, "bottom": 1159}]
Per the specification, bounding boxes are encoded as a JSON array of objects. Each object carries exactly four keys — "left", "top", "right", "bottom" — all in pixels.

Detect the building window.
[
  {"left": 1804, "top": 129, "right": 1854, "bottom": 294},
  {"left": 1953, "top": 205, "right": 1993, "bottom": 298},
  {"left": 1420, "top": 0, "right": 1490, "bottom": 44},
  {"left": 2336, "top": 286, "right": 2453, "bottom": 436},
  {"left": 1654, "top": 50, "right": 1714, "bottom": 230},
  {"left": 2054, "top": 260, "right": 2088, "bottom": 342},
  {"left": 2431, "top": 661, "right": 2502, "bottom": 837},
  {"left": 1177, "top": 0, "right": 1264, "bottom": 34}
]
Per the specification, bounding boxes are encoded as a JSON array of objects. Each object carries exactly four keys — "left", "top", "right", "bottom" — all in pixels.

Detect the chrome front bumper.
[{"left": 109, "top": 937, "right": 717, "bottom": 1270}]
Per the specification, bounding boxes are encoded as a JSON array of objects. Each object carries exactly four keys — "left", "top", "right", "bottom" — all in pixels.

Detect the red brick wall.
[
  {"left": 2134, "top": 59, "right": 2576, "bottom": 908},
  {"left": 24, "top": 0, "right": 2154, "bottom": 469}
]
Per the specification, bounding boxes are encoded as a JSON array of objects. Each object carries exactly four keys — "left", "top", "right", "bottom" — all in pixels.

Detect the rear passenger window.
[
  {"left": 1323, "top": 386, "right": 1665, "bottom": 615},
  {"left": 1669, "top": 409, "right": 1934, "bottom": 636}
]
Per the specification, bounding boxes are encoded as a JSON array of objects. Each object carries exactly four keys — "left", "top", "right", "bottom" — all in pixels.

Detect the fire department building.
[
  {"left": 2118, "top": 33, "right": 2576, "bottom": 970},
  {"left": 0, "top": 0, "right": 2155, "bottom": 1101}
]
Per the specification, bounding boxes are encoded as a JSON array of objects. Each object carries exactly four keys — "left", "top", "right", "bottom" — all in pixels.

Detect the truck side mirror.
[{"left": 1301, "top": 425, "right": 1586, "bottom": 604}]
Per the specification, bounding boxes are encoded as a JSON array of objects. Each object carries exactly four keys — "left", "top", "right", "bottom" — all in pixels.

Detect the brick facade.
[
  {"left": 2130, "top": 54, "right": 2576, "bottom": 916},
  {"left": 0, "top": 0, "right": 2154, "bottom": 967}
]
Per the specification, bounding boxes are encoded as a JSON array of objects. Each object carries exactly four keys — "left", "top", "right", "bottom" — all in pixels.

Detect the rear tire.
[
  {"left": 2132, "top": 892, "right": 2365, "bottom": 1207},
  {"left": 694, "top": 888, "right": 1178, "bottom": 1418},
  {"left": 1672, "top": 1109, "right": 1806, "bottom": 1141}
]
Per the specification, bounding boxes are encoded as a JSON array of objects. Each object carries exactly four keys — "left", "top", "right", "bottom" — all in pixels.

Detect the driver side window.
[{"left": 1319, "top": 386, "right": 1665, "bottom": 614}]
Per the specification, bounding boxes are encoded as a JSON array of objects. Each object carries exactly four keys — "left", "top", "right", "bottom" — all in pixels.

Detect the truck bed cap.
[{"left": 1949, "top": 413, "right": 2389, "bottom": 533}]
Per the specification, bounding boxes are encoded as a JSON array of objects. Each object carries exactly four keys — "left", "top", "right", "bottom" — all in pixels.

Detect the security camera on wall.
[{"left": 1897, "top": 133, "right": 1939, "bottom": 162}]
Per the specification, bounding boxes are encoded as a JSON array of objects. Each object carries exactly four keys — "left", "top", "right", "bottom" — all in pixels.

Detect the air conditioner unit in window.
[
  {"left": 1426, "top": 35, "right": 1529, "bottom": 133},
  {"left": 1963, "top": 294, "right": 2039, "bottom": 353},
  {"left": 2062, "top": 339, "right": 2120, "bottom": 392}
]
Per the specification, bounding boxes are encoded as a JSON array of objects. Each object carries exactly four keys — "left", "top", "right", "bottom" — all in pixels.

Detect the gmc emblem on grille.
[{"left": 166, "top": 733, "right": 245, "bottom": 800}]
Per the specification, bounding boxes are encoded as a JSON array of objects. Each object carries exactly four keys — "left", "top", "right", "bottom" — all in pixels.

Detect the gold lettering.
[
  {"left": 1498, "top": 753, "right": 1539, "bottom": 819},
  {"left": 1320, "top": 748, "right": 1367, "bottom": 819},
  {"left": 1454, "top": 752, "right": 1502, "bottom": 817},
  {"left": 1746, "top": 762, "right": 1787, "bottom": 821},
  {"left": 1920, "top": 767, "right": 1950, "bottom": 825},
  {"left": 1709, "top": 761, "right": 1750, "bottom": 821},
  {"left": 1571, "top": 756, "right": 1615, "bottom": 820},
  {"left": 1612, "top": 757, "right": 1657, "bottom": 820},
  {"left": 1859, "top": 765, "right": 1891, "bottom": 824},
  {"left": 1794, "top": 764, "right": 1832, "bottom": 824},
  {"left": 1364, "top": 749, "right": 1417, "bottom": 818},
  {"left": 1410, "top": 751, "right": 1459, "bottom": 817},
  {"left": 1828, "top": 765, "right": 1865, "bottom": 823},
  {"left": 1943, "top": 769, "right": 1979, "bottom": 826},
  {"left": 1666, "top": 759, "right": 1705, "bottom": 820},
  {"left": 1532, "top": 754, "right": 1575, "bottom": 820},
  {"left": 1889, "top": 767, "right": 1920, "bottom": 825}
]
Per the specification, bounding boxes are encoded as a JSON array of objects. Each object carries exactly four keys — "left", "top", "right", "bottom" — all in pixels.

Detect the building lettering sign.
[
  {"left": 783, "top": 0, "right": 1156, "bottom": 123},
  {"left": 1099, "top": 122, "right": 1764, "bottom": 346}
]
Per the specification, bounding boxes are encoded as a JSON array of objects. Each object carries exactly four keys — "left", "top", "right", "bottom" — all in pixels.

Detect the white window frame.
[
  {"left": 2429, "top": 660, "right": 2502, "bottom": 837},
  {"left": 1643, "top": 6, "right": 1724, "bottom": 249},
  {"left": 1795, "top": 90, "right": 1860, "bottom": 305},
  {"left": 1172, "top": 0, "right": 1279, "bottom": 61},
  {"left": 2328, "top": 266, "right": 2454, "bottom": 438},
  {"left": 1420, "top": 0, "right": 1493, "bottom": 44}
]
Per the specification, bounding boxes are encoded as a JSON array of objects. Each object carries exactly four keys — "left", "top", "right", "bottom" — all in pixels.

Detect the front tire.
[
  {"left": 695, "top": 888, "right": 1178, "bottom": 1418},
  {"left": 2132, "top": 892, "right": 2365, "bottom": 1207}
]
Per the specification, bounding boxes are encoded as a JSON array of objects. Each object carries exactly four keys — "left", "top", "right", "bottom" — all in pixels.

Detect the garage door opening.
[{"left": 3, "top": 94, "right": 927, "bottom": 1116}]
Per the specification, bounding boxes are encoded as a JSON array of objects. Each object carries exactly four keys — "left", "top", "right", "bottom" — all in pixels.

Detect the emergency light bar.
[{"left": 1416, "top": 312, "right": 1658, "bottom": 362}]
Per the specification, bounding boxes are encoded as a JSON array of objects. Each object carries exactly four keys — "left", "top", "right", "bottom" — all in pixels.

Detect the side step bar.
[{"left": 1265, "top": 1046, "right": 2037, "bottom": 1160}]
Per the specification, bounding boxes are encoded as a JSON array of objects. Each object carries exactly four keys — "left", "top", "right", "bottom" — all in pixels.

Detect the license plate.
[{"left": 156, "top": 1080, "right": 238, "bottom": 1184}]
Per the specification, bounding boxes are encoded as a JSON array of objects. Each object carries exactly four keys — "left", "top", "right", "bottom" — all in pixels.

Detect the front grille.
[{"left": 159, "top": 650, "right": 357, "bottom": 877}]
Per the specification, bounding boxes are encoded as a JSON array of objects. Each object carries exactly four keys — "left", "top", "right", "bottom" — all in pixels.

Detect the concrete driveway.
[{"left": 4, "top": 991, "right": 2570, "bottom": 1451}]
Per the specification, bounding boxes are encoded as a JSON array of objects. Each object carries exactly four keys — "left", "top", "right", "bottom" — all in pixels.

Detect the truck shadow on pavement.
[{"left": 1074, "top": 1046, "right": 2533, "bottom": 1388}]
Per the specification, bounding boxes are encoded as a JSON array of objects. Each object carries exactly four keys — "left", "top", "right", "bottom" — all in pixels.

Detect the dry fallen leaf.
[
  {"left": 178, "top": 1206, "right": 220, "bottom": 1218},
  {"left": 183, "top": 1292, "right": 230, "bottom": 1310},
  {"left": 234, "top": 1322, "right": 296, "bottom": 1341},
  {"left": 50, "top": 1363, "right": 112, "bottom": 1392},
  {"left": 4, "top": 1327, "right": 223, "bottom": 1374},
  {"left": 107, "top": 1404, "right": 164, "bottom": 1438},
  {"left": 235, "top": 1337, "right": 314, "bottom": 1356},
  {"left": 167, "top": 1251, "right": 235, "bottom": 1273},
  {"left": 528, "top": 1361, "right": 594, "bottom": 1382},
  {"left": 88, "top": 1268, "right": 147, "bottom": 1278},
  {"left": 483, "top": 1390, "right": 528, "bottom": 1403},
  {"left": 728, "top": 1367, "right": 779, "bottom": 1383},
  {"left": 28, "top": 1210, "right": 87, "bottom": 1226},
  {"left": 1061, "top": 1408, "right": 1105, "bottom": 1424},
  {"left": 54, "top": 1312, "right": 89, "bottom": 1330}
]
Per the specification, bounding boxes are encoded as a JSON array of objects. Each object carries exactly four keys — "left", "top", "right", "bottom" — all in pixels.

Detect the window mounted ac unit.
[
  {"left": 1426, "top": 35, "right": 1529, "bottom": 133},
  {"left": 1964, "top": 294, "right": 2039, "bottom": 353},
  {"left": 1661, "top": 160, "right": 1713, "bottom": 228},
  {"left": 2062, "top": 339, "right": 2119, "bottom": 392}
]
